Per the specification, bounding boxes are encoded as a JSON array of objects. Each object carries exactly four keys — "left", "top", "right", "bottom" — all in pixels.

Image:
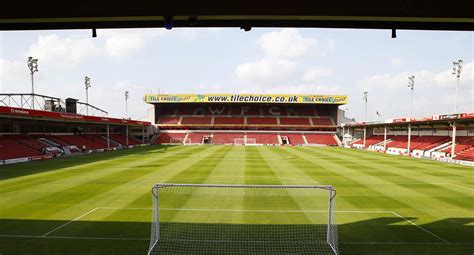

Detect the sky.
[{"left": 0, "top": 28, "right": 472, "bottom": 122}]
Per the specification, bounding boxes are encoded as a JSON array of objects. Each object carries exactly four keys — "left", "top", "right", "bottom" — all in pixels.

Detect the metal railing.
[
  {"left": 76, "top": 101, "right": 108, "bottom": 117},
  {"left": 0, "top": 93, "right": 108, "bottom": 117}
]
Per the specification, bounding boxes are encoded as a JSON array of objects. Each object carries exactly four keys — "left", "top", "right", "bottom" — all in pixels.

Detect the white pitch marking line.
[
  {"left": 441, "top": 183, "right": 474, "bottom": 191},
  {"left": 389, "top": 211, "right": 450, "bottom": 244},
  {"left": 99, "top": 207, "right": 151, "bottom": 210},
  {"left": 84, "top": 207, "right": 450, "bottom": 244},
  {"left": 0, "top": 179, "right": 45, "bottom": 191},
  {"left": 341, "top": 241, "right": 473, "bottom": 245},
  {"left": 0, "top": 234, "right": 472, "bottom": 245},
  {"left": 0, "top": 234, "right": 149, "bottom": 240},
  {"left": 98, "top": 207, "right": 392, "bottom": 214},
  {"left": 42, "top": 207, "right": 100, "bottom": 237}
]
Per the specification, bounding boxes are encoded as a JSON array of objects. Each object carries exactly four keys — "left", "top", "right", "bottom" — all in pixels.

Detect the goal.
[
  {"left": 234, "top": 138, "right": 257, "bottom": 145},
  {"left": 148, "top": 184, "right": 338, "bottom": 255}
]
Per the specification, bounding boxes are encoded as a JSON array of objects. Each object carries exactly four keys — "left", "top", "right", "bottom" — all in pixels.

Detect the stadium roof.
[
  {"left": 1, "top": 0, "right": 473, "bottom": 31},
  {"left": 144, "top": 94, "right": 348, "bottom": 105},
  {"left": 342, "top": 113, "right": 474, "bottom": 129},
  {"left": 0, "top": 106, "right": 151, "bottom": 126}
]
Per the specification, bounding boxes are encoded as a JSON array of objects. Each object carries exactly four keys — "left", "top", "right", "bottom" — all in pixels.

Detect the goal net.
[
  {"left": 234, "top": 138, "right": 257, "bottom": 145},
  {"left": 148, "top": 184, "right": 338, "bottom": 255}
]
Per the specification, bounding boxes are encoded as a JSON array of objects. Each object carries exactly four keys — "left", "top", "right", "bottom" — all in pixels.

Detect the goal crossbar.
[
  {"left": 153, "top": 183, "right": 337, "bottom": 191},
  {"left": 148, "top": 183, "right": 338, "bottom": 255}
]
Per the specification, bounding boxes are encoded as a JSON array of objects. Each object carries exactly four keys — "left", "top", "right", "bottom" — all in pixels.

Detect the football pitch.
[{"left": 0, "top": 145, "right": 472, "bottom": 255}]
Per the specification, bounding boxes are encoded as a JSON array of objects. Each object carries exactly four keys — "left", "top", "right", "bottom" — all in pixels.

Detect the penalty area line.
[
  {"left": 0, "top": 234, "right": 149, "bottom": 241},
  {"left": 390, "top": 211, "right": 450, "bottom": 244},
  {"left": 342, "top": 241, "right": 473, "bottom": 245},
  {"left": 97, "top": 207, "right": 394, "bottom": 214},
  {"left": 42, "top": 207, "right": 100, "bottom": 237}
]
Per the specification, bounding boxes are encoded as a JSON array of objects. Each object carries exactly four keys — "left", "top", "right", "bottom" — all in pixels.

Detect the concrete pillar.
[
  {"left": 126, "top": 125, "right": 129, "bottom": 146},
  {"left": 342, "top": 126, "right": 345, "bottom": 146},
  {"left": 107, "top": 124, "right": 110, "bottom": 149},
  {"left": 383, "top": 125, "right": 387, "bottom": 151},
  {"left": 451, "top": 121, "right": 457, "bottom": 158},
  {"left": 363, "top": 127, "right": 367, "bottom": 148},
  {"left": 407, "top": 124, "right": 411, "bottom": 155}
]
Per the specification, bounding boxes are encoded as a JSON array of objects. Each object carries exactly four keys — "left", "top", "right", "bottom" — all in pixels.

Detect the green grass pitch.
[{"left": 0, "top": 145, "right": 472, "bottom": 255}]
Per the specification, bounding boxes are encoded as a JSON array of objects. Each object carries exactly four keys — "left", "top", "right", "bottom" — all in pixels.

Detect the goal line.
[{"left": 0, "top": 207, "right": 456, "bottom": 246}]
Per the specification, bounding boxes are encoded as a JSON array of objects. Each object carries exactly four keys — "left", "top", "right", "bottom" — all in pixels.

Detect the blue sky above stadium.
[{"left": 0, "top": 28, "right": 472, "bottom": 121}]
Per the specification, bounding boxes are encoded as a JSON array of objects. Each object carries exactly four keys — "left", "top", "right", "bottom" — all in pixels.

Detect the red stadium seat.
[
  {"left": 156, "top": 133, "right": 186, "bottom": 144},
  {"left": 230, "top": 105, "right": 261, "bottom": 116},
  {"left": 247, "top": 133, "right": 279, "bottom": 144},
  {"left": 247, "top": 117, "right": 277, "bottom": 125},
  {"left": 351, "top": 135, "right": 390, "bottom": 147},
  {"left": 109, "top": 134, "right": 141, "bottom": 146},
  {"left": 181, "top": 117, "right": 212, "bottom": 125},
  {"left": 214, "top": 117, "right": 245, "bottom": 125},
  {"left": 158, "top": 117, "right": 180, "bottom": 124},
  {"left": 281, "top": 133, "right": 306, "bottom": 145},
  {"left": 305, "top": 134, "right": 337, "bottom": 145},
  {"left": 52, "top": 135, "right": 107, "bottom": 150},
  {"left": 187, "top": 133, "right": 211, "bottom": 144},
  {"left": 280, "top": 117, "right": 311, "bottom": 126},
  {"left": 211, "top": 133, "right": 244, "bottom": 144},
  {"left": 312, "top": 118, "right": 334, "bottom": 126},
  {"left": 0, "top": 135, "right": 44, "bottom": 160}
]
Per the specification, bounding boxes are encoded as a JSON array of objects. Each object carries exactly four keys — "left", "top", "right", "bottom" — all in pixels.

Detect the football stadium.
[
  {"left": 1, "top": 2, "right": 473, "bottom": 255},
  {"left": 0, "top": 92, "right": 472, "bottom": 255}
]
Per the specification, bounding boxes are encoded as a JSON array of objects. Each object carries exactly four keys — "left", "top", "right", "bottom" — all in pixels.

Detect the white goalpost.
[
  {"left": 234, "top": 138, "right": 257, "bottom": 145},
  {"left": 148, "top": 183, "right": 338, "bottom": 255}
]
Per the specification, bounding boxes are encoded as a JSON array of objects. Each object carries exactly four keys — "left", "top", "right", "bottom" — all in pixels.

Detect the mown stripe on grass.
[
  {"left": 297, "top": 146, "right": 473, "bottom": 209},
  {"left": 84, "top": 146, "right": 228, "bottom": 213},
  {"left": 271, "top": 147, "right": 409, "bottom": 210},
  {"left": 93, "top": 146, "right": 232, "bottom": 224},
  {"left": 0, "top": 146, "right": 193, "bottom": 196},
  {"left": 0, "top": 146, "right": 181, "bottom": 183},
  {"left": 156, "top": 146, "right": 234, "bottom": 222},
  {"left": 288, "top": 146, "right": 470, "bottom": 242},
  {"left": 243, "top": 146, "right": 313, "bottom": 224},
  {"left": 324, "top": 146, "right": 473, "bottom": 177},
  {"left": 325, "top": 148, "right": 474, "bottom": 187},
  {"left": 0, "top": 145, "right": 204, "bottom": 216},
  {"left": 281, "top": 147, "right": 454, "bottom": 243},
  {"left": 0, "top": 146, "right": 208, "bottom": 219}
]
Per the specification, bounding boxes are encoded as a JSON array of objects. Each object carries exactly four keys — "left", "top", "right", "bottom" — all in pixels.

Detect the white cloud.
[
  {"left": 434, "top": 60, "right": 473, "bottom": 87},
  {"left": 102, "top": 28, "right": 197, "bottom": 58},
  {"left": 0, "top": 58, "right": 29, "bottom": 93},
  {"left": 238, "top": 83, "right": 343, "bottom": 95},
  {"left": 26, "top": 34, "right": 100, "bottom": 66},
  {"left": 235, "top": 58, "right": 296, "bottom": 86},
  {"left": 328, "top": 39, "right": 336, "bottom": 50},
  {"left": 390, "top": 58, "right": 403, "bottom": 67},
  {"left": 89, "top": 80, "right": 150, "bottom": 119},
  {"left": 257, "top": 28, "right": 317, "bottom": 59},
  {"left": 235, "top": 29, "right": 324, "bottom": 87},
  {"left": 103, "top": 29, "right": 165, "bottom": 58},
  {"left": 353, "top": 60, "right": 474, "bottom": 121},
  {"left": 359, "top": 61, "right": 473, "bottom": 90},
  {"left": 303, "top": 67, "right": 332, "bottom": 82},
  {"left": 26, "top": 29, "right": 198, "bottom": 66}
]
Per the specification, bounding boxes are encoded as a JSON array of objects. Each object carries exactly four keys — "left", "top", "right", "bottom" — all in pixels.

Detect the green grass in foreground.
[{"left": 0, "top": 145, "right": 472, "bottom": 254}]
